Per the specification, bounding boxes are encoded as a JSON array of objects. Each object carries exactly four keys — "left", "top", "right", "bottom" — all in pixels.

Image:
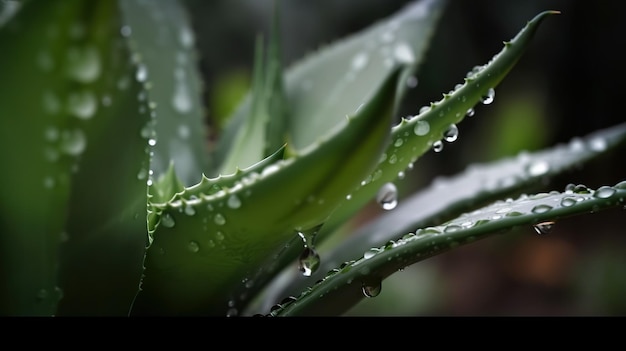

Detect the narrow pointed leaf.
[
  {"left": 271, "top": 181, "right": 626, "bottom": 316},
  {"left": 259, "top": 123, "right": 626, "bottom": 310},
  {"left": 119, "top": 0, "right": 208, "bottom": 186},
  {"left": 131, "top": 66, "right": 405, "bottom": 315},
  {"left": 251, "top": 10, "right": 561, "bottom": 310}
]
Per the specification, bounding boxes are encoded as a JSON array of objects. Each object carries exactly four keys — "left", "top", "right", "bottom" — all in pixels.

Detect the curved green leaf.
[
  {"left": 270, "top": 181, "right": 626, "bottom": 316},
  {"left": 131, "top": 65, "right": 405, "bottom": 315},
  {"left": 248, "top": 10, "right": 561, "bottom": 312},
  {"left": 119, "top": 0, "right": 208, "bottom": 186},
  {"left": 255, "top": 123, "right": 626, "bottom": 312}
]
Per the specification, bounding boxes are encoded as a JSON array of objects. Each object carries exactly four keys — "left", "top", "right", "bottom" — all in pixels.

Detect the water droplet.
[
  {"left": 148, "top": 138, "right": 157, "bottom": 146},
  {"left": 560, "top": 196, "right": 577, "bottom": 207},
  {"left": 393, "top": 42, "right": 414, "bottom": 64},
  {"left": 432, "top": 140, "right": 443, "bottom": 153},
  {"left": 406, "top": 75, "right": 418, "bottom": 88},
  {"left": 413, "top": 120, "right": 430, "bottom": 136},
  {"left": 351, "top": 52, "right": 369, "bottom": 71},
  {"left": 589, "top": 137, "right": 607, "bottom": 152},
  {"left": 120, "top": 25, "right": 132, "bottom": 37},
  {"left": 533, "top": 221, "right": 555, "bottom": 235},
  {"left": 160, "top": 213, "right": 175, "bottom": 228},
  {"left": 376, "top": 182, "right": 398, "bottom": 210},
  {"left": 573, "top": 184, "right": 591, "bottom": 194},
  {"left": 298, "top": 247, "right": 320, "bottom": 277},
  {"left": 214, "top": 213, "right": 226, "bottom": 226},
  {"left": 178, "top": 124, "right": 190, "bottom": 139},
  {"left": 364, "top": 248, "right": 381, "bottom": 259},
  {"left": 60, "top": 128, "right": 87, "bottom": 156},
  {"left": 466, "top": 108, "right": 475, "bottom": 117},
  {"left": 443, "top": 124, "right": 458, "bottom": 142},
  {"left": 136, "top": 63, "right": 148, "bottom": 82},
  {"left": 394, "top": 138, "right": 404, "bottom": 147},
  {"left": 481, "top": 88, "right": 495, "bottom": 105},
  {"left": 67, "top": 91, "right": 97, "bottom": 119},
  {"left": 227, "top": 194, "right": 241, "bottom": 209},
  {"left": 178, "top": 27, "right": 195, "bottom": 48},
  {"left": 187, "top": 240, "right": 200, "bottom": 253},
  {"left": 361, "top": 278, "right": 382, "bottom": 298},
  {"left": 531, "top": 204, "right": 552, "bottom": 214},
  {"left": 172, "top": 78, "right": 193, "bottom": 114},
  {"left": 43, "top": 176, "right": 55, "bottom": 189},
  {"left": 527, "top": 161, "right": 550, "bottom": 177},
  {"left": 594, "top": 186, "right": 616, "bottom": 199},
  {"left": 66, "top": 45, "right": 101, "bottom": 83},
  {"left": 388, "top": 154, "right": 397, "bottom": 164},
  {"left": 184, "top": 204, "right": 196, "bottom": 216}
]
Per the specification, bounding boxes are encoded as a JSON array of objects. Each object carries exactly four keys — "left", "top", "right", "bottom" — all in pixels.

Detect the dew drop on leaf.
[
  {"left": 187, "top": 240, "right": 200, "bottom": 253},
  {"left": 66, "top": 45, "right": 101, "bottom": 83},
  {"left": 526, "top": 160, "right": 550, "bottom": 177},
  {"left": 531, "top": 204, "right": 552, "bottom": 214},
  {"left": 67, "top": 90, "right": 98, "bottom": 119},
  {"left": 443, "top": 124, "right": 458, "bottom": 142},
  {"left": 160, "top": 213, "right": 175, "bottom": 228},
  {"left": 60, "top": 128, "right": 87, "bottom": 156},
  {"left": 361, "top": 278, "right": 382, "bottom": 298},
  {"left": 298, "top": 247, "right": 320, "bottom": 277},
  {"left": 533, "top": 221, "right": 555, "bottom": 235},
  {"left": 432, "top": 140, "right": 443, "bottom": 153},
  {"left": 227, "top": 194, "right": 241, "bottom": 209},
  {"left": 136, "top": 63, "right": 148, "bottom": 82},
  {"left": 350, "top": 52, "right": 369, "bottom": 71},
  {"left": 120, "top": 25, "right": 132, "bottom": 37},
  {"left": 214, "top": 213, "right": 226, "bottom": 226},
  {"left": 560, "top": 196, "right": 577, "bottom": 207},
  {"left": 594, "top": 186, "right": 616, "bottom": 199},
  {"left": 376, "top": 182, "right": 398, "bottom": 210},
  {"left": 413, "top": 120, "right": 429, "bottom": 136},
  {"left": 481, "top": 88, "right": 495, "bottom": 105}
]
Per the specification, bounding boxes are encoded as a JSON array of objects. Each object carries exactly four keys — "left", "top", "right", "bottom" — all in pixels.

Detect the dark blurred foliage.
[{"left": 184, "top": 0, "right": 626, "bottom": 315}]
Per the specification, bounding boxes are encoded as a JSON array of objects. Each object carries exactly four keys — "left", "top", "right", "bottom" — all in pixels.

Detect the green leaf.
[
  {"left": 0, "top": 0, "right": 150, "bottom": 315},
  {"left": 131, "top": 65, "right": 405, "bottom": 315},
  {"left": 250, "top": 9, "right": 561, "bottom": 311},
  {"left": 256, "top": 122, "right": 626, "bottom": 312},
  {"left": 270, "top": 181, "right": 626, "bottom": 316},
  {"left": 212, "top": 0, "right": 447, "bottom": 173},
  {"left": 118, "top": 0, "right": 209, "bottom": 186}
]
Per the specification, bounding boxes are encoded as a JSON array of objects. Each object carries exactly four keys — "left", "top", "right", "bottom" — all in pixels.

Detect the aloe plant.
[{"left": 1, "top": 0, "right": 624, "bottom": 316}]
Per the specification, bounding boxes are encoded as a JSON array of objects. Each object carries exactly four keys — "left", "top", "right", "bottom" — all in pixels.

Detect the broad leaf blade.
[
  {"left": 271, "top": 181, "right": 626, "bottom": 316},
  {"left": 212, "top": 0, "right": 447, "bottom": 172},
  {"left": 119, "top": 0, "right": 208, "bottom": 186},
  {"left": 131, "top": 66, "right": 405, "bottom": 315}
]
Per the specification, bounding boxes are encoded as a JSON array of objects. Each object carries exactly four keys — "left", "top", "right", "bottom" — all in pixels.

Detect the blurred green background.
[{"left": 186, "top": 0, "right": 625, "bottom": 316}]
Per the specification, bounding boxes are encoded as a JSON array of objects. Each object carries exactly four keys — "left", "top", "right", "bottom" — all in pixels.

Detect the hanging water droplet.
[
  {"left": 160, "top": 213, "right": 175, "bottom": 228},
  {"left": 67, "top": 91, "right": 98, "bottom": 120},
  {"left": 227, "top": 194, "right": 242, "bottom": 209},
  {"left": 214, "top": 213, "right": 226, "bottom": 226},
  {"left": 376, "top": 182, "right": 398, "bottom": 210},
  {"left": 60, "top": 128, "right": 87, "bottom": 156},
  {"left": 298, "top": 247, "right": 320, "bottom": 277},
  {"left": 187, "top": 240, "right": 200, "bottom": 253},
  {"left": 527, "top": 161, "right": 550, "bottom": 177},
  {"left": 594, "top": 186, "right": 616, "bottom": 199},
  {"left": 466, "top": 107, "right": 475, "bottom": 117},
  {"left": 533, "top": 221, "right": 555, "bottom": 235},
  {"left": 413, "top": 120, "right": 430, "bottom": 136},
  {"left": 432, "top": 140, "right": 443, "bottom": 153},
  {"left": 481, "top": 88, "right": 495, "bottom": 105},
  {"left": 443, "top": 124, "right": 458, "bottom": 142},
  {"left": 361, "top": 278, "right": 382, "bottom": 298}
]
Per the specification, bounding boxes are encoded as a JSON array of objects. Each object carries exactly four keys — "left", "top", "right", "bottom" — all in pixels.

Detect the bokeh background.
[{"left": 184, "top": 0, "right": 626, "bottom": 315}]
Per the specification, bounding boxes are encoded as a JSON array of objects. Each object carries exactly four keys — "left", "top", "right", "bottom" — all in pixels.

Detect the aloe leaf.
[
  {"left": 249, "top": 10, "right": 561, "bottom": 310},
  {"left": 0, "top": 0, "right": 151, "bottom": 315},
  {"left": 118, "top": 0, "right": 208, "bottom": 186},
  {"left": 212, "top": 0, "right": 447, "bottom": 173},
  {"left": 269, "top": 181, "right": 626, "bottom": 316},
  {"left": 131, "top": 65, "right": 405, "bottom": 315},
  {"left": 216, "top": 3, "right": 288, "bottom": 175},
  {"left": 256, "top": 123, "right": 626, "bottom": 311}
]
